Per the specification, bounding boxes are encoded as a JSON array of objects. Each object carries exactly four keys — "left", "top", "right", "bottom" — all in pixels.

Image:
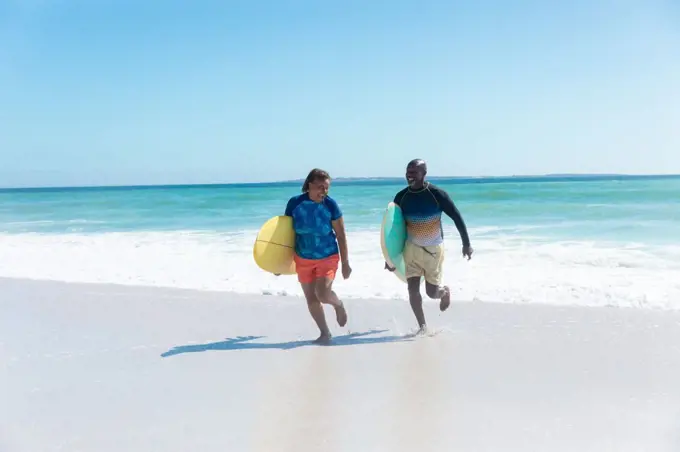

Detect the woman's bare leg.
[
  {"left": 314, "top": 278, "right": 347, "bottom": 327},
  {"left": 301, "top": 282, "right": 331, "bottom": 342}
]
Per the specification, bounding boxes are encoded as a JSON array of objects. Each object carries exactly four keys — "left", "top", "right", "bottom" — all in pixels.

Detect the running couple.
[{"left": 284, "top": 160, "right": 473, "bottom": 343}]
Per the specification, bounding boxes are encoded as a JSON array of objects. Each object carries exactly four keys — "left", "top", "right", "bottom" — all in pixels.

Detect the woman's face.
[{"left": 308, "top": 178, "right": 330, "bottom": 202}]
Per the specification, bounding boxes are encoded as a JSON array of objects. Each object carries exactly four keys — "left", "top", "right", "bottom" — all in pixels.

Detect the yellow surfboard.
[{"left": 253, "top": 215, "right": 296, "bottom": 275}]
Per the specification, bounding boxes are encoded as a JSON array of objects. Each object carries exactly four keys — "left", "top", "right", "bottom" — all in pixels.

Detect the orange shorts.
[{"left": 293, "top": 253, "right": 340, "bottom": 284}]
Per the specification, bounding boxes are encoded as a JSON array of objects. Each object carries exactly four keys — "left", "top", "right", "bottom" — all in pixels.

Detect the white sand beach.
[{"left": 2, "top": 277, "right": 680, "bottom": 451}]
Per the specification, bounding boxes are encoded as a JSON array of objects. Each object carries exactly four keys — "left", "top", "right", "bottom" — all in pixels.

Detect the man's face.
[{"left": 406, "top": 164, "right": 425, "bottom": 187}]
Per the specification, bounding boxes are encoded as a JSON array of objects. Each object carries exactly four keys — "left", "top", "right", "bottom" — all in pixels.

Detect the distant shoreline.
[{"left": 1, "top": 173, "right": 679, "bottom": 192}]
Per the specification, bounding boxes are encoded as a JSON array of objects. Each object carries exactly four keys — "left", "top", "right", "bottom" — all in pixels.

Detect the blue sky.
[{"left": 1, "top": 0, "right": 678, "bottom": 187}]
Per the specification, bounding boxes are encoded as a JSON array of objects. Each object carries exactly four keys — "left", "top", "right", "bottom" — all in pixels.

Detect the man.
[{"left": 385, "top": 159, "right": 473, "bottom": 332}]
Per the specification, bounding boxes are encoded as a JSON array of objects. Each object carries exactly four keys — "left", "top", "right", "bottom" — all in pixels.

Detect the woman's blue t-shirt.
[{"left": 285, "top": 193, "right": 342, "bottom": 260}]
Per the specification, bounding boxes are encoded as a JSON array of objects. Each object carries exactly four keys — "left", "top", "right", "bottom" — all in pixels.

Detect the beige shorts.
[{"left": 403, "top": 241, "right": 445, "bottom": 285}]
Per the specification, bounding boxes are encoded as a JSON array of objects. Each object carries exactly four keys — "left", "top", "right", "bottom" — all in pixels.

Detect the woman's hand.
[
  {"left": 332, "top": 217, "right": 351, "bottom": 279},
  {"left": 342, "top": 261, "right": 352, "bottom": 279}
]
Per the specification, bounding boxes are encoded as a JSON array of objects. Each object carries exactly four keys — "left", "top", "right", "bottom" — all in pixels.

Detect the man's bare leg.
[
  {"left": 425, "top": 282, "right": 451, "bottom": 311},
  {"left": 407, "top": 277, "right": 426, "bottom": 331},
  {"left": 301, "top": 283, "right": 332, "bottom": 343},
  {"left": 314, "top": 278, "right": 347, "bottom": 327}
]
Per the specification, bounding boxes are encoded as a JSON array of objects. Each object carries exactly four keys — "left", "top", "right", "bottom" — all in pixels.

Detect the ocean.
[{"left": 1, "top": 175, "right": 679, "bottom": 309}]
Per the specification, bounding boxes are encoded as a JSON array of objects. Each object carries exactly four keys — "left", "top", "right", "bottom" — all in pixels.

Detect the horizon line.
[{"left": 1, "top": 172, "right": 679, "bottom": 191}]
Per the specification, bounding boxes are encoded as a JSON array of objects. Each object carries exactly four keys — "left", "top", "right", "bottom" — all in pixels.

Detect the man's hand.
[
  {"left": 384, "top": 261, "right": 395, "bottom": 272},
  {"left": 462, "top": 245, "right": 473, "bottom": 260},
  {"left": 342, "top": 261, "right": 352, "bottom": 279}
]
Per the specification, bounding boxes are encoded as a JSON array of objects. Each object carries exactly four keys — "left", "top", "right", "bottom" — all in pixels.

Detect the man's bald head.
[
  {"left": 407, "top": 159, "right": 427, "bottom": 173},
  {"left": 405, "top": 159, "right": 427, "bottom": 188}
]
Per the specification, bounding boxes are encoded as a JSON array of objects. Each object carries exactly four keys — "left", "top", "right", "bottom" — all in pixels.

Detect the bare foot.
[
  {"left": 334, "top": 302, "right": 348, "bottom": 327},
  {"left": 313, "top": 332, "right": 332, "bottom": 345},
  {"left": 440, "top": 286, "right": 451, "bottom": 312}
]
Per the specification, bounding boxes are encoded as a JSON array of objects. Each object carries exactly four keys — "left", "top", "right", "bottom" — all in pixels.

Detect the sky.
[{"left": 0, "top": 0, "right": 679, "bottom": 187}]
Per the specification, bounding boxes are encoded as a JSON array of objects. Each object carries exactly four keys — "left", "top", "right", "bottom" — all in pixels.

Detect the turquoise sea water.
[
  {"left": 2, "top": 175, "right": 679, "bottom": 241},
  {"left": 1, "top": 175, "right": 679, "bottom": 308}
]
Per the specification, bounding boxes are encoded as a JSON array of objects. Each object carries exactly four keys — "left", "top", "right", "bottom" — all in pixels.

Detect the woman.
[{"left": 285, "top": 168, "right": 352, "bottom": 344}]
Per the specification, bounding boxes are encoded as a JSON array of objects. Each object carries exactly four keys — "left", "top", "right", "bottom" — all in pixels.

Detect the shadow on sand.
[{"left": 161, "top": 329, "right": 414, "bottom": 358}]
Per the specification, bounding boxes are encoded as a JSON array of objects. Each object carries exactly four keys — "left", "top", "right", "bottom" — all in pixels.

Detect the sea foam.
[{"left": 1, "top": 226, "right": 679, "bottom": 310}]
